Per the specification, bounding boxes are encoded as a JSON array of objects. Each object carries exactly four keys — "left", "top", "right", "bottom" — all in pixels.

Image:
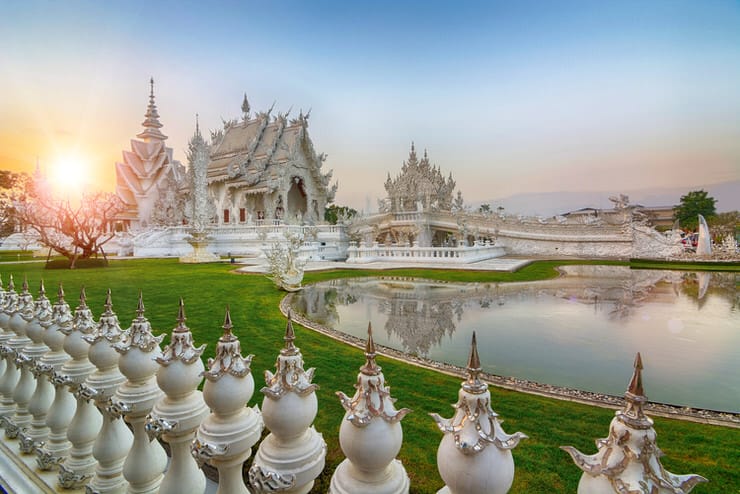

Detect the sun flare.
[{"left": 50, "top": 155, "right": 89, "bottom": 191}]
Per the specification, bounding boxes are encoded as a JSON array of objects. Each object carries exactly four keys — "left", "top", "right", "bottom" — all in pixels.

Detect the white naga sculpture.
[
  {"left": 330, "top": 323, "right": 411, "bottom": 494},
  {"left": 561, "top": 353, "right": 707, "bottom": 493},
  {"left": 431, "top": 332, "right": 527, "bottom": 494},
  {"left": 265, "top": 231, "right": 306, "bottom": 292},
  {"left": 696, "top": 214, "right": 712, "bottom": 256}
]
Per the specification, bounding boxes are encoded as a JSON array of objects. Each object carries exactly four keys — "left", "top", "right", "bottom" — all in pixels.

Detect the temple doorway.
[{"left": 287, "top": 177, "right": 307, "bottom": 221}]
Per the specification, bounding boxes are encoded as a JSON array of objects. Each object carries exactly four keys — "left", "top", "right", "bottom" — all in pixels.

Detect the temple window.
[
  {"left": 223, "top": 209, "right": 230, "bottom": 224},
  {"left": 239, "top": 208, "right": 246, "bottom": 223}
]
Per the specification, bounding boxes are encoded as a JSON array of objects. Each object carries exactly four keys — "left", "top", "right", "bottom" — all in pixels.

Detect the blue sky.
[{"left": 1, "top": 0, "right": 739, "bottom": 212}]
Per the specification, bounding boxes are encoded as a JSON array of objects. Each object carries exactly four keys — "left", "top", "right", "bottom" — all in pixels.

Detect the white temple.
[{"left": 115, "top": 78, "right": 187, "bottom": 231}]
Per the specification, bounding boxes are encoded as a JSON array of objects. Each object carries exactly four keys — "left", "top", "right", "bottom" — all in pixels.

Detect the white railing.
[
  {"left": 0, "top": 275, "right": 712, "bottom": 494},
  {"left": 345, "top": 242, "right": 506, "bottom": 264}
]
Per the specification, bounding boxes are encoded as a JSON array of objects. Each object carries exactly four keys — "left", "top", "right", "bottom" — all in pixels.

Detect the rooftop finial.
[
  {"left": 462, "top": 331, "right": 487, "bottom": 393},
  {"left": 137, "top": 77, "right": 167, "bottom": 141},
  {"left": 360, "top": 322, "right": 381, "bottom": 376},
  {"left": 57, "top": 282, "right": 64, "bottom": 302},
  {"left": 136, "top": 290, "right": 145, "bottom": 318},
  {"left": 195, "top": 113, "right": 200, "bottom": 136},
  {"left": 281, "top": 310, "right": 298, "bottom": 356},
  {"left": 38, "top": 279, "right": 45, "bottom": 297},
  {"left": 241, "top": 93, "right": 250, "bottom": 119}
]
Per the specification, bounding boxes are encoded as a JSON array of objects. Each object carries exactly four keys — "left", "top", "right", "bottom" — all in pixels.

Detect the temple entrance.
[{"left": 287, "top": 177, "right": 307, "bottom": 221}]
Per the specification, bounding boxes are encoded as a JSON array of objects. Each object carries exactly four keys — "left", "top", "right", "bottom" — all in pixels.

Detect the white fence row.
[{"left": 0, "top": 274, "right": 708, "bottom": 493}]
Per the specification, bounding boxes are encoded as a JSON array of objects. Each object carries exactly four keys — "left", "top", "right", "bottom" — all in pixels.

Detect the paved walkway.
[{"left": 235, "top": 256, "right": 532, "bottom": 274}]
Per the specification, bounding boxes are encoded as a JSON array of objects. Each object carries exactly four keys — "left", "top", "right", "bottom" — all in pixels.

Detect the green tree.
[
  {"left": 324, "top": 204, "right": 357, "bottom": 225},
  {"left": 478, "top": 203, "right": 491, "bottom": 214},
  {"left": 673, "top": 189, "right": 716, "bottom": 231},
  {"left": 0, "top": 170, "right": 31, "bottom": 238}
]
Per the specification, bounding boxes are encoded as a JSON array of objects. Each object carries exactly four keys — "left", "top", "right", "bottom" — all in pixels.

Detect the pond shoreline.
[{"left": 281, "top": 294, "right": 740, "bottom": 429}]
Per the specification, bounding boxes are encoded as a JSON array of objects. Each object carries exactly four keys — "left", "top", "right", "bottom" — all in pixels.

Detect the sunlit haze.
[{"left": 1, "top": 1, "right": 739, "bottom": 213}]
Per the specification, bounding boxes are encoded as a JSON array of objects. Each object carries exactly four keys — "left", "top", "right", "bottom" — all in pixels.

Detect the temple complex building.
[{"left": 204, "top": 95, "right": 337, "bottom": 226}]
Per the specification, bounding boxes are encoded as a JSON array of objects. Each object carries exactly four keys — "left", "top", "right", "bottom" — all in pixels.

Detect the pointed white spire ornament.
[
  {"left": 112, "top": 291, "right": 167, "bottom": 494},
  {"left": 84, "top": 289, "right": 133, "bottom": 494},
  {"left": 431, "top": 332, "right": 527, "bottom": 494},
  {"left": 193, "top": 307, "right": 263, "bottom": 494},
  {"left": 18, "top": 280, "right": 54, "bottom": 453},
  {"left": 35, "top": 283, "right": 75, "bottom": 471},
  {"left": 148, "top": 298, "right": 208, "bottom": 494},
  {"left": 137, "top": 77, "right": 167, "bottom": 141},
  {"left": 250, "top": 312, "right": 326, "bottom": 493},
  {"left": 57, "top": 287, "right": 103, "bottom": 489},
  {"left": 3, "top": 276, "right": 36, "bottom": 437},
  {"left": 329, "top": 323, "right": 411, "bottom": 494},
  {"left": 561, "top": 353, "right": 708, "bottom": 493}
]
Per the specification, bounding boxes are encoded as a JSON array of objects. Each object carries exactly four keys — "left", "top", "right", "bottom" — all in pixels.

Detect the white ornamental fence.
[{"left": 0, "top": 274, "right": 708, "bottom": 494}]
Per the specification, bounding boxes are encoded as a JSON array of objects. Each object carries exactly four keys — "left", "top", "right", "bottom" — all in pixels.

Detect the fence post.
[
  {"left": 431, "top": 332, "right": 527, "bottom": 494},
  {"left": 113, "top": 292, "right": 167, "bottom": 494},
  {"left": 330, "top": 323, "right": 411, "bottom": 494},
  {"left": 250, "top": 312, "right": 326, "bottom": 493},
  {"left": 4, "top": 276, "right": 35, "bottom": 437},
  {"left": 193, "top": 308, "right": 263, "bottom": 494},
  {"left": 0, "top": 276, "right": 20, "bottom": 419},
  {"left": 85, "top": 289, "right": 132, "bottom": 494},
  {"left": 149, "top": 298, "right": 208, "bottom": 494},
  {"left": 57, "top": 287, "right": 102, "bottom": 489}
]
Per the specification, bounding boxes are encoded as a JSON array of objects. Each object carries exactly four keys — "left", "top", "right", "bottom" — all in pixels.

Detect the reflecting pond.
[{"left": 288, "top": 266, "right": 740, "bottom": 412}]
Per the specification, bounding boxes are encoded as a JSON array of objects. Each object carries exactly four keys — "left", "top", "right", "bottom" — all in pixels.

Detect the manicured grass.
[
  {"left": 630, "top": 258, "right": 740, "bottom": 272},
  {"left": 1, "top": 259, "right": 737, "bottom": 493}
]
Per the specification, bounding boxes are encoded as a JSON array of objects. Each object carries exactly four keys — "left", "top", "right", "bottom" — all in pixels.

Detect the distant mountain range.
[{"left": 473, "top": 180, "right": 740, "bottom": 217}]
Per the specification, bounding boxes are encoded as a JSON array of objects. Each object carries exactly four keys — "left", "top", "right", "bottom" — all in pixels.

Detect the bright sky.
[{"left": 1, "top": 0, "right": 739, "bottom": 211}]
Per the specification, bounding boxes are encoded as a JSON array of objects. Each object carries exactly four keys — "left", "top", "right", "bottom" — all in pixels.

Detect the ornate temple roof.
[
  {"left": 205, "top": 100, "right": 332, "bottom": 194},
  {"left": 384, "top": 143, "right": 456, "bottom": 212}
]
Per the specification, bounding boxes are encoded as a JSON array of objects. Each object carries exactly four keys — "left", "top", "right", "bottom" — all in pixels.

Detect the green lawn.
[{"left": 1, "top": 259, "right": 737, "bottom": 493}]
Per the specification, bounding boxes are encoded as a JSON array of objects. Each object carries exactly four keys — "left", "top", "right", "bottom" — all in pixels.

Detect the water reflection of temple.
[{"left": 291, "top": 267, "right": 738, "bottom": 356}]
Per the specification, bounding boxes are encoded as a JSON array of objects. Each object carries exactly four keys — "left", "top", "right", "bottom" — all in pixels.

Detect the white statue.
[{"left": 265, "top": 231, "right": 307, "bottom": 292}]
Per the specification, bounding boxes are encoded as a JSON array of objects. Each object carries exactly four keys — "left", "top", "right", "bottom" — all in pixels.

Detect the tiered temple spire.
[{"left": 137, "top": 77, "right": 167, "bottom": 141}]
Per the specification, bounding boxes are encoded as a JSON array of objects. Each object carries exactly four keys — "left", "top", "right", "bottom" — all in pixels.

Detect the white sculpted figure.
[{"left": 265, "top": 231, "right": 307, "bottom": 292}]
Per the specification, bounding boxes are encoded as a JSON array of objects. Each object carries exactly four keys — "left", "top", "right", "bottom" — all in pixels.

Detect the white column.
[
  {"left": 18, "top": 280, "right": 54, "bottom": 454},
  {"left": 0, "top": 276, "right": 20, "bottom": 420},
  {"left": 86, "top": 290, "right": 132, "bottom": 494},
  {"left": 148, "top": 298, "right": 208, "bottom": 494},
  {"left": 112, "top": 292, "right": 166, "bottom": 494},
  {"left": 329, "top": 323, "right": 411, "bottom": 494},
  {"left": 431, "top": 332, "right": 527, "bottom": 494},
  {"left": 193, "top": 308, "right": 263, "bottom": 494},
  {"left": 57, "top": 288, "right": 102, "bottom": 490},
  {"left": 250, "top": 313, "right": 326, "bottom": 494},
  {"left": 35, "top": 283, "right": 74, "bottom": 471}
]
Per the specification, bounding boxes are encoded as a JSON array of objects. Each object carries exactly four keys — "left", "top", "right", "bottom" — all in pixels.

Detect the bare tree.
[{"left": 17, "top": 190, "right": 124, "bottom": 268}]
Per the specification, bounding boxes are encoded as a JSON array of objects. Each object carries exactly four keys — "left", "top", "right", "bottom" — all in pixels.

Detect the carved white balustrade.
[
  {"left": 148, "top": 298, "right": 208, "bottom": 494},
  {"left": 57, "top": 287, "right": 103, "bottom": 489},
  {"left": 85, "top": 289, "right": 132, "bottom": 494},
  {"left": 0, "top": 275, "right": 8, "bottom": 380},
  {"left": 431, "top": 332, "right": 527, "bottom": 494},
  {"left": 0, "top": 275, "right": 20, "bottom": 420},
  {"left": 3, "top": 276, "right": 35, "bottom": 438},
  {"left": 35, "top": 283, "right": 75, "bottom": 471},
  {"left": 193, "top": 308, "right": 263, "bottom": 494},
  {"left": 18, "top": 280, "right": 54, "bottom": 454},
  {"left": 112, "top": 292, "right": 167, "bottom": 494},
  {"left": 330, "top": 323, "right": 411, "bottom": 494},
  {"left": 561, "top": 353, "right": 708, "bottom": 494},
  {"left": 250, "top": 313, "right": 326, "bottom": 494}
]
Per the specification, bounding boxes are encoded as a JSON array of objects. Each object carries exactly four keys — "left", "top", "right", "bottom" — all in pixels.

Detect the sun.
[{"left": 50, "top": 155, "right": 89, "bottom": 192}]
